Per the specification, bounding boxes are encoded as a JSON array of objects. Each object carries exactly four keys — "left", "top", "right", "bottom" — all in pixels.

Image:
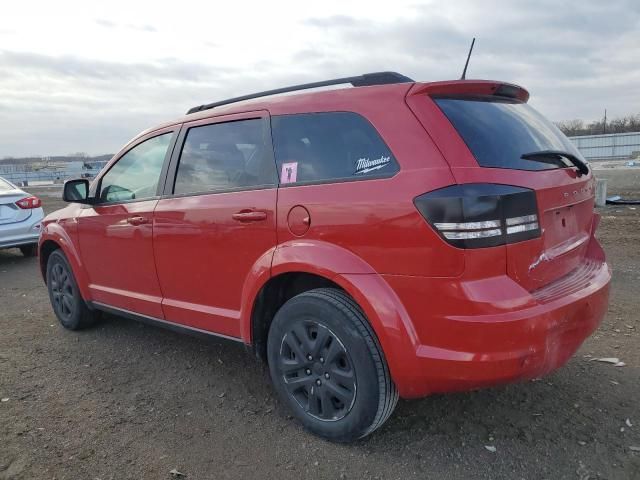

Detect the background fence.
[
  {"left": 0, "top": 161, "right": 108, "bottom": 185},
  {"left": 569, "top": 132, "right": 640, "bottom": 161},
  {"left": 3, "top": 131, "right": 639, "bottom": 185}
]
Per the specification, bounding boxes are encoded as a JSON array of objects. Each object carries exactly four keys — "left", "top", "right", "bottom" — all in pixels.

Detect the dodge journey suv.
[{"left": 40, "top": 72, "right": 611, "bottom": 442}]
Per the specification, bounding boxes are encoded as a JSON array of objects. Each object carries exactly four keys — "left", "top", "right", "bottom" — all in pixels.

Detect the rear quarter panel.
[{"left": 271, "top": 85, "right": 463, "bottom": 277}]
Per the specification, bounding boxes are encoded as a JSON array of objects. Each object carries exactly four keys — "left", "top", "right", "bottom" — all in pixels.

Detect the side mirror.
[{"left": 63, "top": 179, "right": 92, "bottom": 203}]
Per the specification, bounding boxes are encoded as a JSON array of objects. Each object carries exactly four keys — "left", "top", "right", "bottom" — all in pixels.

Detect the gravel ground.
[{"left": 1, "top": 170, "right": 639, "bottom": 480}]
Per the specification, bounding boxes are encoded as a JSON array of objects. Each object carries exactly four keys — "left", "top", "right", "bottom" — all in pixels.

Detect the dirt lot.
[{"left": 1, "top": 171, "right": 639, "bottom": 480}]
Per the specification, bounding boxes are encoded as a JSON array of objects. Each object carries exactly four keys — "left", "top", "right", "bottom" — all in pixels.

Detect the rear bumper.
[
  {"left": 0, "top": 233, "right": 40, "bottom": 249},
  {"left": 380, "top": 237, "right": 611, "bottom": 399},
  {"left": 0, "top": 209, "right": 43, "bottom": 249}
]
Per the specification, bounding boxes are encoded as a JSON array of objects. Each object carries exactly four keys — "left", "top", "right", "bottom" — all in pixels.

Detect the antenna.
[{"left": 460, "top": 37, "right": 476, "bottom": 80}]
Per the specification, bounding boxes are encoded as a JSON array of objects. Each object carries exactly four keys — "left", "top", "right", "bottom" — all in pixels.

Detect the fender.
[
  {"left": 238, "top": 246, "right": 277, "bottom": 342},
  {"left": 237, "top": 239, "right": 369, "bottom": 342},
  {"left": 39, "top": 219, "right": 92, "bottom": 302},
  {"left": 239, "top": 239, "right": 420, "bottom": 392},
  {"left": 271, "top": 239, "right": 376, "bottom": 277},
  {"left": 331, "top": 272, "right": 421, "bottom": 396}
]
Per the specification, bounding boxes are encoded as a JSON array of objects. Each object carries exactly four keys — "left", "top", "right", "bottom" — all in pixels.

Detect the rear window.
[
  {"left": 434, "top": 97, "right": 582, "bottom": 171},
  {"left": 271, "top": 112, "right": 398, "bottom": 185},
  {"left": 0, "top": 178, "right": 15, "bottom": 192}
]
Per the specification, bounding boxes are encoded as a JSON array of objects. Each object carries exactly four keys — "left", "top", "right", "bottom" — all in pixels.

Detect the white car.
[{"left": 0, "top": 176, "right": 44, "bottom": 256}]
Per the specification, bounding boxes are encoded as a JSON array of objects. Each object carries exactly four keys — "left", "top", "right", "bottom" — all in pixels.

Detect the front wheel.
[
  {"left": 46, "top": 250, "right": 99, "bottom": 330},
  {"left": 267, "top": 288, "right": 398, "bottom": 442}
]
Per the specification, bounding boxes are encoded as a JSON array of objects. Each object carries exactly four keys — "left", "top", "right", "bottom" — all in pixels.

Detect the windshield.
[
  {"left": 434, "top": 96, "right": 584, "bottom": 171},
  {"left": 0, "top": 177, "right": 16, "bottom": 193}
]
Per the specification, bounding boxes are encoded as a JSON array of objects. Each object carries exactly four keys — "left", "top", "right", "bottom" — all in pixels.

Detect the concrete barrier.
[{"left": 595, "top": 178, "right": 607, "bottom": 207}]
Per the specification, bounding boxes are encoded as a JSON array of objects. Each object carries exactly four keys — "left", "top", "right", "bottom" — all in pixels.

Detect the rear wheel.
[
  {"left": 46, "top": 250, "right": 99, "bottom": 330},
  {"left": 267, "top": 288, "right": 397, "bottom": 442},
  {"left": 19, "top": 244, "right": 37, "bottom": 257}
]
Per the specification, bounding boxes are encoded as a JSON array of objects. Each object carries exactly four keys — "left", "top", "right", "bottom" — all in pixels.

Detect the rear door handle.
[
  {"left": 126, "top": 215, "right": 150, "bottom": 226},
  {"left": 232, "top": 210, "right": 267, "bottom": 222}
]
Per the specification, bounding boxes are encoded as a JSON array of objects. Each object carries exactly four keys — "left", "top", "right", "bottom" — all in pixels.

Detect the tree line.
[{"left": 556, "top": 114, "right": 640, "bottom": 137}]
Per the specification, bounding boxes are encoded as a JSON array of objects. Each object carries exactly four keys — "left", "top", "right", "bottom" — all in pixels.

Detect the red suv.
[{"left": 39, "top": 72, "right": 611, "bottom": 442}]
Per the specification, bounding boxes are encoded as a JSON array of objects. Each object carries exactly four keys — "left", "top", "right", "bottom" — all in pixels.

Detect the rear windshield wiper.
[{"left": 521, "top": 150, "right": 589, "bottom": 176}]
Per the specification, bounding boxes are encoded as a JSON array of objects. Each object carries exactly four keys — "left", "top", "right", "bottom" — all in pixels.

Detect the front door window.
[{"left": 99, "top": 133, "right": 172, "bottom": 203}]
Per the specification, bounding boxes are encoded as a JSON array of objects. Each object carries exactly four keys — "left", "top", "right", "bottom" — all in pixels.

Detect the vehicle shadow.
[
  {"left": 87, "top": 312, "right": 601, "bottom": 447},
  {"left": 55, "top": 312, "right": 634, "bottom": 479},
  {"left": 356, "top": 360, "right": 632, "bottom": 480},
  {"left": 0, "top": 249, "right": 38, "bottom": 271}
]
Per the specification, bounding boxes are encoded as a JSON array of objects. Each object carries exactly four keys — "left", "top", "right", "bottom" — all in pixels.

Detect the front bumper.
[{"left": 381, "top": 237, "right": 611, "bottom": 398}]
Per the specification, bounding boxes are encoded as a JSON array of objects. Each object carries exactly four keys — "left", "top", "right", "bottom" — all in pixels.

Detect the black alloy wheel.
[
  {"left": 278, "top": 320, "right": 357, "bottom": 421},
  {"left": 46, "top": 250, "right": 99, "bottom": 330},
  {"left": 49, "top": 260, "right": 76, "bottom": 322},
  {"left": 267, "top": 288, "right": 398, "bottom": 442}
]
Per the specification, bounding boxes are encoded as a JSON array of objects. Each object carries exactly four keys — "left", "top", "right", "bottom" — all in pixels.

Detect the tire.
[
  {"left": 267, "top": 288, "right": 398, "bottom": 442},
  {"left": 19, "top": 244, "right": 37, "bottom": 257},
  {"left": 46, "top": 250, "right": 99, "bottom": 330}
]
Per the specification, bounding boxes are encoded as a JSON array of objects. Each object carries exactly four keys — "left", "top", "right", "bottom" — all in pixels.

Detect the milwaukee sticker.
[
  {"left": 355, "top": 155, "right": 391, "bottom": 175},
  {"left": 280, "top": 162, "right": 298, "bottom": 184}
]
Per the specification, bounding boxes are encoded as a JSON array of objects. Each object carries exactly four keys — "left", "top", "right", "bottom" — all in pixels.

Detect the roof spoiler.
[
  {"left": 408, "top": 80, "right": 530, "bottom": 102},
  {"left": 186, "top": 71, "right": 415, "bottom": 114}
]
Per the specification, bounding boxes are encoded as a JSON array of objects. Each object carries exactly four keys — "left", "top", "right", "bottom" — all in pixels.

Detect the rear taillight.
[
  {"left": 16, "top": 196, "right": 42, "bottom": 209},
  {"left": 414, "top": 184, "right": 540, "bottom": 248}
]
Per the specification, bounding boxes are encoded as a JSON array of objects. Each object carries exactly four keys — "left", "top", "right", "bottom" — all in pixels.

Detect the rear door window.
[
  {"left": 271, "top": 112, "right": 398, "bottom": 185},
  {"left": 434, "top": 97, "right": 583, "bottom": 171},
  {"left": 0, "top": 178, "right": 15, "bottom": 192},
  {"left": 173, "top": 118, "right": 276, "bottom": 195}
]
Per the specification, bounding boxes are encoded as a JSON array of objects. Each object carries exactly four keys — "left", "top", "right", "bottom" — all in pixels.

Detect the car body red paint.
[{"left": 39, "top": 77, "right": 610, "bottom": 400}]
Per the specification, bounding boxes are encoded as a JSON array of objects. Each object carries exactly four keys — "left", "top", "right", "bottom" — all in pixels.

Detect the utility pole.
[{"left": 603, "top": 109, "right": 607, "bottom": 135}]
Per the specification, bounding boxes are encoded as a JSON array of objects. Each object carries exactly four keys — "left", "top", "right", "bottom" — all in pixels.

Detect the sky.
[{"left": 0, "top": 0, "right": 638, "bottom": 158}]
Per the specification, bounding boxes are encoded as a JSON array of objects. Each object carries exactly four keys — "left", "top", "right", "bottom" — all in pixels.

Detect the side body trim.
[{"left": 89, "top": 301, "right": 244, "bottom": 344}]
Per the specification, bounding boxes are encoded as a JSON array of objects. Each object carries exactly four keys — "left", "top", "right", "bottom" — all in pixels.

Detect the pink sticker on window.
[{"left": 280, "top": 162, "right": 298, "bottom": 184}]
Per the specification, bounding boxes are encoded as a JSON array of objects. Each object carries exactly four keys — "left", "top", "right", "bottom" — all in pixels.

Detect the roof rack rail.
[{"left": 186, "top": 71, "right": 414, "bottom": 114}]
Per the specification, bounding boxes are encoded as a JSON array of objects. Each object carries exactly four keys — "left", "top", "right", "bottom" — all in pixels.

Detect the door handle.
[
  {"left": 126, "top": 215, "right": 150, "bottom": 226},
  {"left": 232, "top": 210, "right": 267, "bottom": 222}
]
